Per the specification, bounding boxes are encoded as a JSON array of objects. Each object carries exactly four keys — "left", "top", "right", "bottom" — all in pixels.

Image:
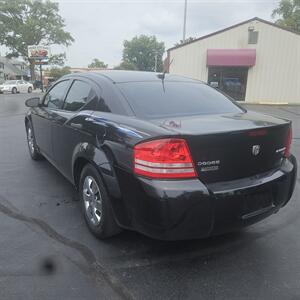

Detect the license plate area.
[{"left": 241, "top": 191, "right": 274, "bottom": 219}]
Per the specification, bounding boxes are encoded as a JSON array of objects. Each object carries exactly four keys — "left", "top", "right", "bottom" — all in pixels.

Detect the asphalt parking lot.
[{"left": 0, "top": 92, "right": 299, "bottom": 300}]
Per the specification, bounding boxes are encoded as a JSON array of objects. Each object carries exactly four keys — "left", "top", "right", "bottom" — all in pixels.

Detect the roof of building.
[
  {"left": 167, "top": 17, "right": 300, "bottom": 52},
  {"left": 9, "top": 58, "right": 27, "bottom": 65}
]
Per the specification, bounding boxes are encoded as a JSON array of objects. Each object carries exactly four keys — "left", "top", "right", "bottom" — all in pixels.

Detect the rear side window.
[
  {"left": 45, "top": 80, "right": 70, "bottom": 109},
  {"left": 118, "top": 81, "right": 242, "bottom": 118},
  {"left": 64, "top": 80, "right": 93, "bottom": 112}
]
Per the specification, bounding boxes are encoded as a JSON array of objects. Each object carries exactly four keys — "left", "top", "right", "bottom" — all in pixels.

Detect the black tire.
[
  {"left": 79, "top": 164, "right": 121, "bottom": 239},
  {"left": 12, "top": 87, "right": 17, "bottom": 94},
  {"left": 28, "top": 87, "right": 32, "bottom": 93},
  {"left": 26, "top": 122, "right": 43, "bottom": 160}
]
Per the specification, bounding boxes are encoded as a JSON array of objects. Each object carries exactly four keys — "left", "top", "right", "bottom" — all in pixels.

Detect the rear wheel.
[
  {"left": 79, "top": 164, "right": 121, "bottom": 239},
  {"left": 26, "top": 123, "right": 43, "bottom": 160},
  {"left": 28, "top": 87, "right": 32, "bottom": 93},
  {"left": 12, "top": 87, "right": 17, "bottom": 94}
]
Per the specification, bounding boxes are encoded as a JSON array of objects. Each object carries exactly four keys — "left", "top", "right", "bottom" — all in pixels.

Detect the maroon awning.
[{"left": 207, "top": 49, "right": 256, "bottom": 67}]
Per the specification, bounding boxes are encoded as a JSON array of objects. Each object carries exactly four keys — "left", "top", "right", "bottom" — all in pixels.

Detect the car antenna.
[
  {"left": 157, "top": 58, "right": 174, "bottom": 81},
  {"left": 157, "top": 59, "right": 174, "bottom": 93}
]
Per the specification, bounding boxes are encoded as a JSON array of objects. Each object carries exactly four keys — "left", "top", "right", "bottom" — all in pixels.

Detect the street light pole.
[{"left": 183, "top": 0, "right": 187, "bottom": 42}]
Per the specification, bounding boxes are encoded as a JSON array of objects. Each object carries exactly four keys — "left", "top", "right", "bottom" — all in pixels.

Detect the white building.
[
  {"left": 167, "top": 17, "right": 300, "bottom": 104},
  {"left": 0, "top": 57, "right": 28, "bottom": 82}
]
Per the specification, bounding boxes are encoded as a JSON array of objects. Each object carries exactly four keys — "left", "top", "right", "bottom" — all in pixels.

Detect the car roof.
[{"left": 65, "top": 70, "right": 201, "bottom": 84}]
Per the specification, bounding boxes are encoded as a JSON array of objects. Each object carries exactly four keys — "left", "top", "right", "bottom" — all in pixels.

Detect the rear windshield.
[{"left": 117, "top": 81, "right": 242, "bottom": 118}]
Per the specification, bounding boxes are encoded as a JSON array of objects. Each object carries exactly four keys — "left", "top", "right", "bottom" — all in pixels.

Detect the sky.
[{"left": 1, "top": 0, "right": 280, "bottom": 68}]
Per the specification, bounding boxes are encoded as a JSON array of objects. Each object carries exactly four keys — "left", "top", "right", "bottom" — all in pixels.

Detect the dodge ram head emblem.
[{"left": 252, "top": 145, "right": 260, "bottom": 156}]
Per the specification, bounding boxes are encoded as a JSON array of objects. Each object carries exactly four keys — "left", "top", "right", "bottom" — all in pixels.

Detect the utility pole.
[
  {"left": 154, "top": 53, "right": 158, "bottom": 72},
  {"left": 39, "top": 62, "right": 43, "bottom": 92},
  {"left": 183, "top": 0, "right": 188, "bottom": 42}
]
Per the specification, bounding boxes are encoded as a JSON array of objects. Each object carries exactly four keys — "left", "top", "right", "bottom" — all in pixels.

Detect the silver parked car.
[{"left": 0, "top": 80, "right": 33, "bottom": 94}]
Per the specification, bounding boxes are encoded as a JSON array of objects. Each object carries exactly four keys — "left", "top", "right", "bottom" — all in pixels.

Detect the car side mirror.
[{"left": 25, "top": 97, "right": 40, "bottom": 108}]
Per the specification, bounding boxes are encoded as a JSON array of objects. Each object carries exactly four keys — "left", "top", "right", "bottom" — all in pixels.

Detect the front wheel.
[
  {"left": 26, "top": 123, "right": 43, "bottom": 160},
  {"left": 12, "top": 87, "right": 17, "bottom": 94},
  {"left": 79, "top": 164, "right": 121, "bottom": 239}
]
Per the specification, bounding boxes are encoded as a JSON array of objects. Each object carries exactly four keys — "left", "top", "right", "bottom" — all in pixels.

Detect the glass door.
[{"left": 208, "top": 67, "right": 248, "bottom": 101}]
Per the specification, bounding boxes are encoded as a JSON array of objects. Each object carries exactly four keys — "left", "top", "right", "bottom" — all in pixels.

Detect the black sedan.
[{"left": 25, "top": 71, "right": 297, "bottom": 240}]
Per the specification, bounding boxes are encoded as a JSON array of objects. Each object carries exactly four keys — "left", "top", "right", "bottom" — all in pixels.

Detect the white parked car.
[{"left": 0, "top": 80, "right": 33, "bottom": 94}]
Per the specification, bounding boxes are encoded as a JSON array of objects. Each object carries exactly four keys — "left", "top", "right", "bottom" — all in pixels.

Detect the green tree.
[
  {"left": 49, "top": 53, "right": 67, "bottom": 66},
  {"left": 88, "top": 58, "right": 108, "bottom": 69},
  {"left": 113, "top": 61, "right": 138, "bottom": 70},
  {"left": 174, "top": 37, "right": 196, "bottom": 47},
  {"left": 122, "top": 35, "right": 165, "bottom": 72},
  {"left": 0, "top": 0, "right": 74, "bottom": 79},
  {"left": 272, "top": 0, "right": 300, "bottom": 32},
  {"left": 48, "top": 66, "right": 71, "bottom": 79}
]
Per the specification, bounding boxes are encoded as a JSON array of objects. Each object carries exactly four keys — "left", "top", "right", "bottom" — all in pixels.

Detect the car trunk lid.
[{"left": 150, "top": 111, "right": 291, "bottom": 183}]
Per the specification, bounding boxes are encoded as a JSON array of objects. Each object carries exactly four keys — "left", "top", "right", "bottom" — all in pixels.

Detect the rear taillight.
[
  {"left": 284, "top": 127, "right": 292, "bottom": 158},
  {"left": 134, "top": 138, "right": 197, "bottom": 179}
]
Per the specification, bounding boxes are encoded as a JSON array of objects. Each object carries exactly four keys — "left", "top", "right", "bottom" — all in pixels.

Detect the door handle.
[
  {"left": 70, "top": 122, "right": 83, "bottom": 129},
  {"left": 85, "top": 117, "right": 94, "bottom": 122}
]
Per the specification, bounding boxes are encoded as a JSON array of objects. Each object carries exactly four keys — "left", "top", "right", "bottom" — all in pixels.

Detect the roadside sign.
[
  {"left": 28, "top": 45, "right": 50, "bottom": 92},
  {"left": 28, "top": 45, "right": 51, "bottom": 62}
]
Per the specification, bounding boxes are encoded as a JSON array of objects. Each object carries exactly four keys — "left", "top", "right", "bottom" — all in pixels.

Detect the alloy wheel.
[
  {"left": 27, "top": 127, "right": 35, "bottom": 154},
  {"left": 83, "top": 176, "right": 102, "bottom": 226}
]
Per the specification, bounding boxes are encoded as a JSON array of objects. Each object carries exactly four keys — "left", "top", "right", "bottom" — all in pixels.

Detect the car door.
[
  {"left": 22, "top": 81, "right": 29, "bottom": 92},
  {"left": 19, "top": 80, "right": 25, "bottom": 92},
  {"left": 19, "top": 81, "right": 23, "bottom": 92},
  {"left": 30, "top": 79, "right": 70, "bottom": 159},
  {"left": 20, "top": 80, "right": 26, "bottom": 92},
  {"left": 16, "top": 80, "right": 22, "bottom": 92},
  {"left": 51, "top": 79, "right": 100, "bottom": 180}
]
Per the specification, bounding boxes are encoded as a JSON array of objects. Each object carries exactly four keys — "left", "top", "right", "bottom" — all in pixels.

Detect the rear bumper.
[{"left": 116, "top": 155, "right": 297, "bottom": 240}]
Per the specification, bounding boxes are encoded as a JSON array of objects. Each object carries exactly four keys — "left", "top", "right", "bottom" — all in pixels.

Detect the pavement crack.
[{"left": 0, "top": 195, "right": 134, "bottom": 300}]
